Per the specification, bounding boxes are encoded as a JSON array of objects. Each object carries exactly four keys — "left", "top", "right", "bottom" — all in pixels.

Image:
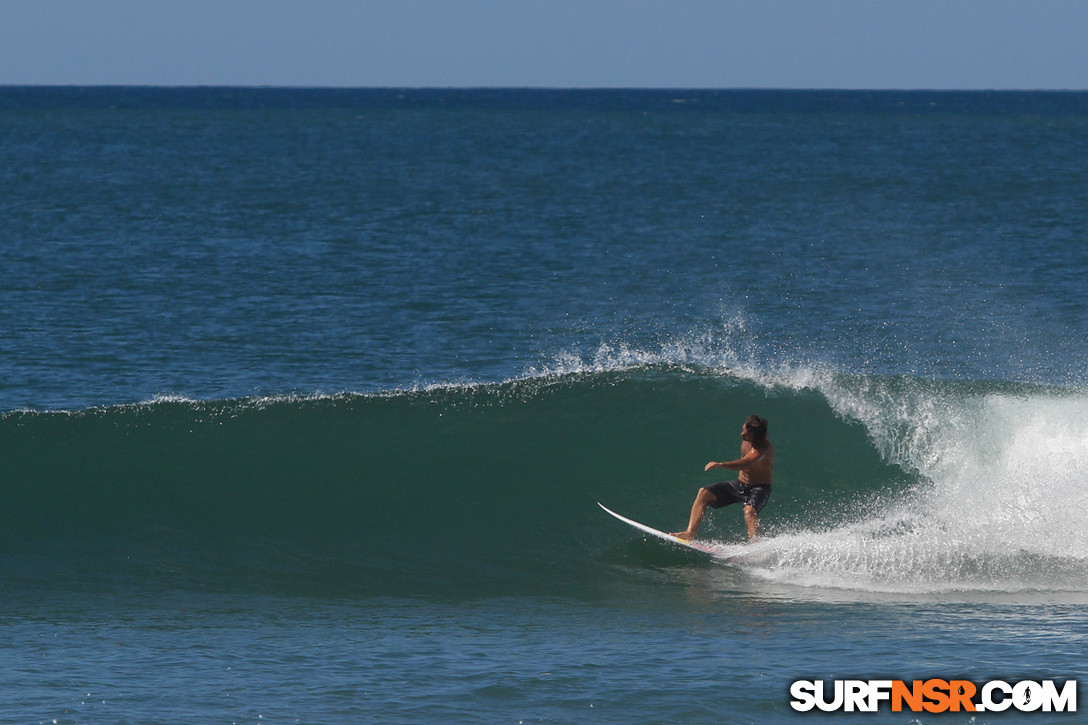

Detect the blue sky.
[{"left": 2, "top": 1, "right": 1086, "bottom": 89}]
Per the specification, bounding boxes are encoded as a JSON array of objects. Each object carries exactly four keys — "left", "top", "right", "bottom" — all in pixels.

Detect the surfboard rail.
[{"left": 598, "top": 502, "right": 718, "bottom": 554}]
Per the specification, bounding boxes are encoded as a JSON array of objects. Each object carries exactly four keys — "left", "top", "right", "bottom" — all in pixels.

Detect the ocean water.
[{"left": 2, "top": 87, "right": 1088, "bottom": 723}]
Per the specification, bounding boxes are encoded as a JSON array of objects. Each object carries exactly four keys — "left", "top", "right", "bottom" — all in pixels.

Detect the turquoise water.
[{"left": 2, "top": 88, "right": 1088, "bottom": 723}]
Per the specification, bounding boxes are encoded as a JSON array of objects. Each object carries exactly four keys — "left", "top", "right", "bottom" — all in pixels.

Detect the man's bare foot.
[{"left": 671, "top": 531, "right": 694, "bottom": 541}]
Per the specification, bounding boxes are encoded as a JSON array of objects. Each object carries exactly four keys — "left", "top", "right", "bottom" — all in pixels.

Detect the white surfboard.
[{"left": 598, "top": 502, "right": 719, "bottom": 555}]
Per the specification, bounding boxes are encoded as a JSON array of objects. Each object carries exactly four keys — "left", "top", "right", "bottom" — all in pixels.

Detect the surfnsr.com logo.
[{"left": 790, "top": 679, "right": 1077, "bottom": 713}]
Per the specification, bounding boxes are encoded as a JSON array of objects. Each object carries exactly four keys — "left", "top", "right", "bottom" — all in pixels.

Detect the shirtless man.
[{"left": 672, "top": 415, "right": 774, "bottom": 541}]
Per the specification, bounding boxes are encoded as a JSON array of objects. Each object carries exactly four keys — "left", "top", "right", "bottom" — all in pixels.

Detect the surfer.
[{"left": 672, "top": 415, "right": 773, "bottom": 542}]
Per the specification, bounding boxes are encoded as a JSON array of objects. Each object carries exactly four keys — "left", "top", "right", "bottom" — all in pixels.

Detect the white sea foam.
[{"left": 752, "top": 379, "right": 1088, "bottom": 593}]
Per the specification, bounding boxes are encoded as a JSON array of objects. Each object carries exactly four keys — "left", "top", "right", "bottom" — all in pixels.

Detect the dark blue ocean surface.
[
  {"left": 2, "top": 88, "right": 1087, "bottom": 723},
  {"left": 3, "top": 88, "right": 1088, "bottom": 410}
]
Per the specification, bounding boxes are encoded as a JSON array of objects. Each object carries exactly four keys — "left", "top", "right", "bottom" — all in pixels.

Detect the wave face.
[{"left": 4, "top": 365, "right": 1087, "bottom": 598}]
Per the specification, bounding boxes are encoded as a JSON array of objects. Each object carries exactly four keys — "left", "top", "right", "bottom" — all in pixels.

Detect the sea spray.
[{"left": 744, "top": 376, "right": 1088, "bottom": 592}]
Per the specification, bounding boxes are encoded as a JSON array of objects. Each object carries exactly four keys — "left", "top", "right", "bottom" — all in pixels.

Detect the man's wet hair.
[{"left": 744, "top": 415, "right": 768, "bottom": 444}]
